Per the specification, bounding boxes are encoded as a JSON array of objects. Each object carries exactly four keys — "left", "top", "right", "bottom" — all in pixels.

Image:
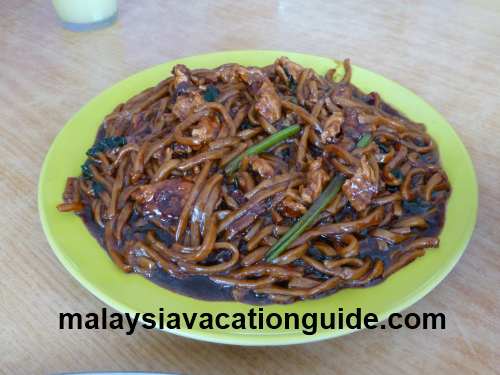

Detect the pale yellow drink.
[{"left": 52, "top": 0, "right": 117, "bottom": 31}]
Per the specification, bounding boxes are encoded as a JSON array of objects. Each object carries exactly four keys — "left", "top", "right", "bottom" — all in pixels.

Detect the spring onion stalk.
[
  {"left": 224, "top": 125, "right": 301, "bottom": 175},
  {"left": 356, "top": 133, "right": 372, "bottom": 148},
  {"left": 265, "top": 174, "right": 345, "bottom": 261},
  {"left": 265, "top": 134, "right": 372, "bottom": 261}
]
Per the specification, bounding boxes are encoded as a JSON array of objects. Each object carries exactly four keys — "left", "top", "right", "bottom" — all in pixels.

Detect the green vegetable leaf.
[
  {"left": 92, "top": 181, "right": 105, "bottom": 196},
  {"left": 81, "top": 160, "right": 94, "bottom": 179},
  {"left": 203, "top": 85, "right": 220, "bottom": 102},
  {"left": 86, "top": 136, "right": 127, "bottom": 157},
  {"left": 284, "top": 68, "right": 297, "bottom": 92}
]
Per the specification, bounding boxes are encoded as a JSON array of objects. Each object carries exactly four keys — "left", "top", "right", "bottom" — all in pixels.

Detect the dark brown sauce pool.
[{"left": 80, "top": 207, "right": 266, "bottom": 303}]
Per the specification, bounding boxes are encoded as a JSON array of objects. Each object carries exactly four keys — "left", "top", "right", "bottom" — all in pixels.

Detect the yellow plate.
[{"left": 38, "top": 51, "right": 477, "bottom": 345}]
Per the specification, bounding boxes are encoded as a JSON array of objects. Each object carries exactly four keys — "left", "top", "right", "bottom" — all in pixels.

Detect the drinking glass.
[{"left": 52, "top": 0, "right": 118, "bottom": 32}]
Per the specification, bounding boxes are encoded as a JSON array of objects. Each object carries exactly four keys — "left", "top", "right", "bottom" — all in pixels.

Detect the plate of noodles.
[{"left": 39, "top": 51, "right": 477, "bottom": 345}]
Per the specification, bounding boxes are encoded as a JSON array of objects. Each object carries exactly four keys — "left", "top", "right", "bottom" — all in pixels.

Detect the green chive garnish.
[
  {"left": 265, "top": 134, "right": 371, "bottom": 261},
  {"left": 356, "top": 133, "right": 372, "bottom": 148},
  {"left": 265, "top": 174, "right": 345, "bottom": 261},
  {"left": 224, "top": 125, "right": 301, "bottom": 175}
]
